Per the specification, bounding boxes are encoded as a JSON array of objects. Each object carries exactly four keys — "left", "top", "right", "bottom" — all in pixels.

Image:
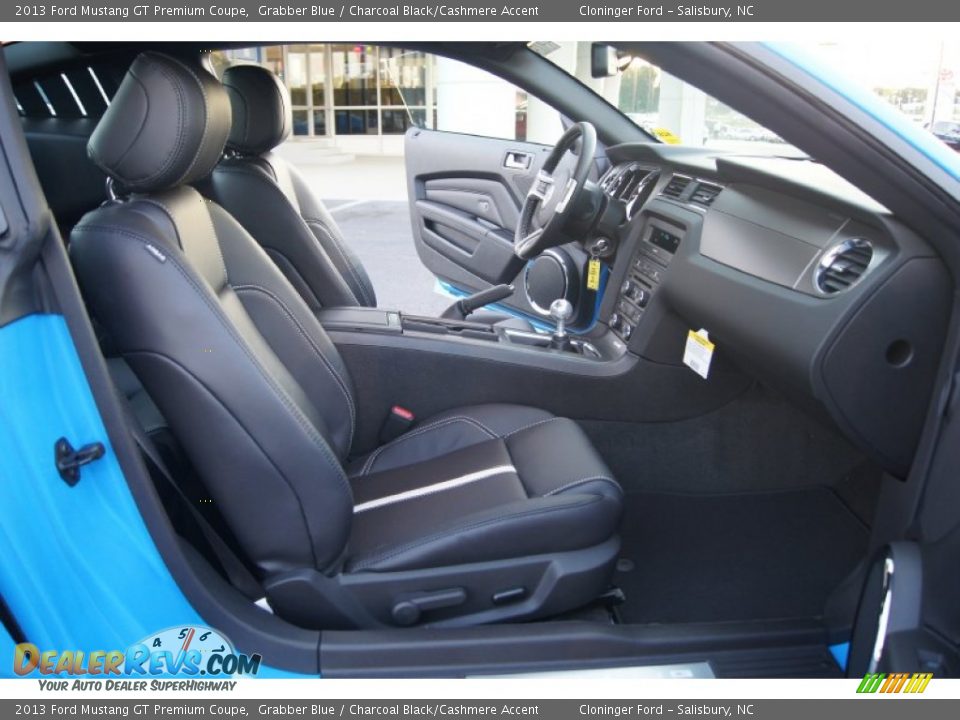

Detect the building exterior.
[
  {"left": 219, "top": 42, "right": 960, "bottom": 158},
  {"left": 219, "top": 43, "right": 590, "bottom": 156}
]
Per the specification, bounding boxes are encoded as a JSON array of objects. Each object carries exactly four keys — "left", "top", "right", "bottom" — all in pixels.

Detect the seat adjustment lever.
[{"left": 392, "top": 587, "right": 467, "bottom": 626}]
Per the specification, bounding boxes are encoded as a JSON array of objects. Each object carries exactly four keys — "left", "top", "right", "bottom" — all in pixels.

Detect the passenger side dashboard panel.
[{"left": 601, "top": 143, "right": 953, "bottom": 477}]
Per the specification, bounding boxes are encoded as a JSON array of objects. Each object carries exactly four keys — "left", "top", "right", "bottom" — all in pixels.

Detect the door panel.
[
  {"left": 424, "top": 178, "right": 519, "bottom": 229},
  {"left": 415, "top": 200, "right": 519, "bottom": 285},
  {"left": 405, "top": 128, "right": 555, "bottom": 318}
]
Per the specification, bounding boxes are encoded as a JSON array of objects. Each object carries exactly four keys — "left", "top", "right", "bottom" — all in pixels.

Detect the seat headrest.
[
  {"left": 222, "top": 64, "right": 292, "bottom": 156},
  {"left": 88, "top": 52, "right": 231, "bottom": 194}
]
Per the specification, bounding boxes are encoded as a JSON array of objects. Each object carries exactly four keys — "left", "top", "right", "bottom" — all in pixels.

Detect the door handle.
[{"left": 504, "top": 151, "right": 533, "bottom": 170}]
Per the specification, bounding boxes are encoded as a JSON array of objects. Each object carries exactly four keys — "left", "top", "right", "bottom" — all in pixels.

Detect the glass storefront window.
[
  {"left": 263, "top": 46, "right": 285, "bottom": 82},
  {"left": 335, "top": 109, "right": 378, "bottom": 135},
  {"left": 310, "top": 51, "right": 325, "bottom": 107},
  {"left": 380, "top": 48, "right": 427, "bottom": 106},
  {"left": 292, "top": 109, "right": 309, "bottom": 137},
  {"left": 331, "top": 45, "right": 378, "bottom": 107},
  {"left": 286, "top": 50, "right": 308, "bottom": 107},
  {"left": 221, "top": 45, "right": 444, "bottom": 139},
  {"left": 381, "top": 108, "right": 425, "bottom": 134}
]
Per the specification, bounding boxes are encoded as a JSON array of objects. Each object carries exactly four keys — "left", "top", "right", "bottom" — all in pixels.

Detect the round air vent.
[{"left": 815, "top": 238, "right": 874, "bottom": 294}]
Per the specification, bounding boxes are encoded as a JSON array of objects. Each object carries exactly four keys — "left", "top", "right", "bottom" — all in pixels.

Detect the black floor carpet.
[{"left": 615, "top": 488, "right": 870, "bottom": 625}]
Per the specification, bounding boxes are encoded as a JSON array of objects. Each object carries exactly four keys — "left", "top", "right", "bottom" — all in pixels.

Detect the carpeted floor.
[
  {"left": 614, "top": 487, "right": 870, "bottom": 625},
  {"left": 578, "top": 384, "right": 867, "bottom": 496}
]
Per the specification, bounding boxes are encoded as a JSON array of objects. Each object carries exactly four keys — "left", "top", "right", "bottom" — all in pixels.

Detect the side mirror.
[{"left": 591, "top": 44, "right": 620, "bottom": 78}]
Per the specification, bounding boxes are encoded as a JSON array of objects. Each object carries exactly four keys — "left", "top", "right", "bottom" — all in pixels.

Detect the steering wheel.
[{"left": 514, "top": 121, "right": 597, "bottom": 260}]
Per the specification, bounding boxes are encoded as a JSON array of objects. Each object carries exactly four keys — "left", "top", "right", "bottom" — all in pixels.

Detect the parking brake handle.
[{"left": 441, "top": 284, "right": 515, "bottom": 321}]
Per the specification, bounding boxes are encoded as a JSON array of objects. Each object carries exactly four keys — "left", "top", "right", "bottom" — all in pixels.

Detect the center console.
[
  {"left": 315, "top": 304, "right": 624, "bottom": 365},
  {"left": 608, "top": 220, "right": 684, "bottom": 342}
]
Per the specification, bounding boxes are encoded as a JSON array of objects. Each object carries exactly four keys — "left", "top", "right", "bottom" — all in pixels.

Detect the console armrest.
[{"left": 315, "top": 307, "right": 403, "bottom": 335}]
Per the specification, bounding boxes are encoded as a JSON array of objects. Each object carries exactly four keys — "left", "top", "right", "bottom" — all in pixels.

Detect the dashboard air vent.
[
  {"left": 615, "top": 167, "right": 646, "bottom": 200},
  {"left": 815, "top": 239, "right": 874, "bottom": 294},
  {"left": 613, "top": 168, "right": 635, "bottom": 199},
  {"left": 599, "top": 166, "right": 623, "bottom": 193},
  {"left": 690, "top": 182, "right": 722, "bottom": 207},
  {"left": 661, "top": 175, "right": 691, "bottom": 200}
]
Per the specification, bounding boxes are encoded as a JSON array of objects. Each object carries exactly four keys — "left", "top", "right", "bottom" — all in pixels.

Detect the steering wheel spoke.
[
  {"left": 529, "top": 170, "right": 555, "bottom": 202},
  {"left": 555, "top": 178, "right": 579, "bottom": 215},
  {"left": 514, "top": 122, "right": 597, "bottom": 260}
]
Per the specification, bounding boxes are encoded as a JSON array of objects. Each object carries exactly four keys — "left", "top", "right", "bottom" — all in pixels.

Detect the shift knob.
[{"left": 550, "top": 298, "right": 574, "bottom": 338}]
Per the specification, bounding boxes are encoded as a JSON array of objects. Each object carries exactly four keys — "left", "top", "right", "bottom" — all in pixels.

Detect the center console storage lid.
[{"left": 316, "top": 307, "right": 403, "bottom": 334}]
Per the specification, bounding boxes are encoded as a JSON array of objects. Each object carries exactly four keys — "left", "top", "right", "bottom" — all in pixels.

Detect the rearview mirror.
[{"left": 591, "top": 44, "right": 619, "bottom": 78}]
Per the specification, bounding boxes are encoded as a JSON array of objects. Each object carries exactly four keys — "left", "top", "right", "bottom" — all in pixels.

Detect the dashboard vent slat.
[
  {"left": 661, "top": 175, "right": 691, "bottom": 199},
  {"left": 690, "top": 182, "right": 723, "bottom": 207},
  {"left": 815, "top": 239, "right": 874, "bottom": 294}
]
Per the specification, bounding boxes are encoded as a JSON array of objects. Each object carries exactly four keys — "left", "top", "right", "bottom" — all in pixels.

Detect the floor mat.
[{"left": 615, "top": 488, "right": 870, "bottom": 625}]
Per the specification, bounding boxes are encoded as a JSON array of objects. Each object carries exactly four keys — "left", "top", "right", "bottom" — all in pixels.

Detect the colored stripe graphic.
[{"left": 858, "top": 672, "right": 933, "bottom": 693}]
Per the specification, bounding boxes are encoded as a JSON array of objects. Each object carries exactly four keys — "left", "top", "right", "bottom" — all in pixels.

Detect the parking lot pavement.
[
  {"left": 286, "top": 149, "right": 451, "bottom": 316},
  {"left": 279, "top": 149, "right": 409, "bottom": 202},
  {"left": 325, "top": 199, "right": 452, "bottom": 317}
]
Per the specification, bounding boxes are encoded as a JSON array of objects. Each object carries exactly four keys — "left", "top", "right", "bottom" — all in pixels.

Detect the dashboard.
[{"left": 592, "top": 143, "right": 953, "bottom": 477}]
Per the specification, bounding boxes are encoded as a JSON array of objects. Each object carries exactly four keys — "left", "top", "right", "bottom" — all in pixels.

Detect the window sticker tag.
[
  {"left": 586, "top": 258, "right": 601, "bottom": 291},
  {"left": 683, "top": 329, "right": 714, "bottom": 379}
]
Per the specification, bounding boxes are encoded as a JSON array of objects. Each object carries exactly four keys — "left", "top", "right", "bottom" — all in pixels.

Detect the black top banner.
[{"left": 5, "top": 0, "right": 960, "bottom": 22}]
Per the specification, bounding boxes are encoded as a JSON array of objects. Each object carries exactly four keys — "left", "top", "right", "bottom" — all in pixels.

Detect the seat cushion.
[{"left": 345, "top": 405, "right": 622, "bottom": 573}]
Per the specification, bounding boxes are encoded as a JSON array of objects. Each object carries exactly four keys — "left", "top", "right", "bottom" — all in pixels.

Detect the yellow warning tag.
[
  {"left": 586, "top": 258, "right": 601, "bottom": 291},
  {"left": 652, "top": 127, "right": 682, "bottom": 145},
  {"left": 683, "top": 329, "right": 715, "bottom": 379}
]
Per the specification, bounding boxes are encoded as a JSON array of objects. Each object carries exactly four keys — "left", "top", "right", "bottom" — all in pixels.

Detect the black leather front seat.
[
  {"left": 204, "top": 63, "right": 375, "bottom": 311},
  {"left": 70, "top": 52, "right": 622, "bottom": 629},
  {"left": 204, "top": 63, "right": 532, "bottom": 329}
]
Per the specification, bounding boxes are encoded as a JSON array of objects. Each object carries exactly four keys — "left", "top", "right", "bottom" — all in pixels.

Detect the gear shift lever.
[{"left": 549, "top": 298, "right": 574, "bottom": 351}]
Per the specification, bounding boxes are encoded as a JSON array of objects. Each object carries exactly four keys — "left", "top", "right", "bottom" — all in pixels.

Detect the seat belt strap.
[{"left": 118, "top": 399, "right": 265, "bottom": 603}]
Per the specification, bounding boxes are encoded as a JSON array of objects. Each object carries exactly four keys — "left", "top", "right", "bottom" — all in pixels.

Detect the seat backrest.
[
  {"left": 70, "top": 52, "right": 356, "bottom": 577},
  {"left": 201, "top": 63, "right": 377, "bottom": 311}
]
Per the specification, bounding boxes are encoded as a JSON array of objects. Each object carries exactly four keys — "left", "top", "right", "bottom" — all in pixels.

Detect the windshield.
[
  {"left": 531, "top": 41, "right": 960, "bottom": 158},
  {"left": 529, "top": 42, "right": 802, "bottom": 156}
]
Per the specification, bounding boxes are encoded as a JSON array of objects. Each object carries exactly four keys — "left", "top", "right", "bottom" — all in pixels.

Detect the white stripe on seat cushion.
[{"left": 353, "top": 465, "right": 516, "bottom": 514}]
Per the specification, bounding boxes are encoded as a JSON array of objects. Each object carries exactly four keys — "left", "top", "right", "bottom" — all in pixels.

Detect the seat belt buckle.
[{"left": 380, "top": 405, "right": 414, "bottom": 444}]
